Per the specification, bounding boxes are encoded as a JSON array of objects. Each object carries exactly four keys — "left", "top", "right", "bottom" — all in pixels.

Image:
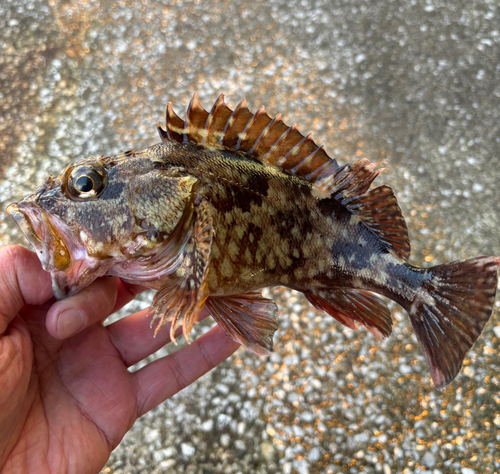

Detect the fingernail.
[{"left": 57, "top": 309, "right": 85, "bottom": 339}]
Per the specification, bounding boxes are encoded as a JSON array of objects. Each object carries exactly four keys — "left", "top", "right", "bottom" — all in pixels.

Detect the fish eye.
[{"left": 64, "top": 163, "right": 108, "bottom": 201}]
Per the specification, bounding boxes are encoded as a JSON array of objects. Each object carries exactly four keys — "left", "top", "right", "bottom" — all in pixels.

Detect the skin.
[{"left": 0, "top": 244, "right": 240, "bottom": 474}]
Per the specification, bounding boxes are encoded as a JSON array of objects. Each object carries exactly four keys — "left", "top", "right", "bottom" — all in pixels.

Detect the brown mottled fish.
[{"left": 7, "top": 93, "right": 500, "bottom": 390}]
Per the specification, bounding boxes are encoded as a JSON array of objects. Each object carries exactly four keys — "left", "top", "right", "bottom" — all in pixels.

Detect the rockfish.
[{"left": 7, "top": 93, "right": 500, "bottom": 390}]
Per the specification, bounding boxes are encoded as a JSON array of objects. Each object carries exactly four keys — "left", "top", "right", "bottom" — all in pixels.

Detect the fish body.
[{"left": 7, "top": 93, "right": 500, "bottom": 390}]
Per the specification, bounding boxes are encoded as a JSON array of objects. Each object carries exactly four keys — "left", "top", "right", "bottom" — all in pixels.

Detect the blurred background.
[{"left": 1, "top": 0, "right": 500, "bottom": 472}]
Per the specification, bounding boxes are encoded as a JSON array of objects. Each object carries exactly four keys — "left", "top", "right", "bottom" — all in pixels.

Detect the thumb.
[{"left": 0, "top": 245, "right": 53, "bottom": 335}]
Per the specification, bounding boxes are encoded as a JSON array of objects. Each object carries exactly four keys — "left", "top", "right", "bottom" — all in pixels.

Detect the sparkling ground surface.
[{"left": 1, "top": 0, "right": 500, "bottom": 472}]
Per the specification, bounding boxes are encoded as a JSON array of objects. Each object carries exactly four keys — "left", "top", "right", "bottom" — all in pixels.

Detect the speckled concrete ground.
[{"left": 1, "top": 0, "right": 500, "bottom": 472}]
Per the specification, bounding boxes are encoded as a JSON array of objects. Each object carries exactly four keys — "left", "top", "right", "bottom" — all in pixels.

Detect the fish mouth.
[{"left": 6, "top": 202, "right": 111, "bottom": 299}]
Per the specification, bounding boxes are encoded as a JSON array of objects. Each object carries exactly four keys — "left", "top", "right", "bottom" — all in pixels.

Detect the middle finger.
[{"left": 106, "top": 307, "right": 211, "bottom": 367}]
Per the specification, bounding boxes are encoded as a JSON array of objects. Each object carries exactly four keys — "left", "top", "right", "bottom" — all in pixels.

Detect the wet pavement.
[{"left": 1, "top": 0, "right": 500, "bottom": 472}]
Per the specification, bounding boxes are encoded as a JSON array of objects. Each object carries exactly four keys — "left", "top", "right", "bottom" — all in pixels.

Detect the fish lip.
[
  {"left": 6, "top": 201, "right": 111, "bottom": 299},
  {"left": 6, "top": 203, "right": 45, "bottom": 254}
]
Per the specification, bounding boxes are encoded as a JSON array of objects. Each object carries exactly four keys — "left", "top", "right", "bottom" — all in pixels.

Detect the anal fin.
[
  {"left": 305, "top": 288, "right": 392, "bottom": 339},
  {"left": 205, "top": 292, "right": 279, "bottom": 355}
]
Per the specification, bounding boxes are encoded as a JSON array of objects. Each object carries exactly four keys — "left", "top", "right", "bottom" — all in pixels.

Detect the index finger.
[{"left": 0, "top": 245, "right": 53, "bottom": 334}]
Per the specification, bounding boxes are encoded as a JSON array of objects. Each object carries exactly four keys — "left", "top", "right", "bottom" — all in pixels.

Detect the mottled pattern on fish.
[{"left": 7, "top": 93, "right": 500, "bottom": 390}]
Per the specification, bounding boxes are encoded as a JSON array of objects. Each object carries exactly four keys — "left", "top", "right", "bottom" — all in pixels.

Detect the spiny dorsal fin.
[
  {"left": 157, "top": 92, "right": 339, "bottom": 192},
  {"left": 330, "top": 159, "right": 410, "bottom": 261}
]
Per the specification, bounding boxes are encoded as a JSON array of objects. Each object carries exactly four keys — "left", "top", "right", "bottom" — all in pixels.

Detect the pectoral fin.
[
  {"left": 205, "top": 292, "right": 279, "bottom": 355},
  {"left": 149, "top": 199, "right": 213, "bottom": 343}
]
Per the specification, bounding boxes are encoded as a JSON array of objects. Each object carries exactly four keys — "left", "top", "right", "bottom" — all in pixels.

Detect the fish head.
[{"left": 7, "top": 151, "right": 197, "bottom": 299}]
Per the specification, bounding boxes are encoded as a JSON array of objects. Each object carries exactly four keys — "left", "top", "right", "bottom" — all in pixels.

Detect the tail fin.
[{"left": 407, "top": 256, "right": 500, "bottom": 390}]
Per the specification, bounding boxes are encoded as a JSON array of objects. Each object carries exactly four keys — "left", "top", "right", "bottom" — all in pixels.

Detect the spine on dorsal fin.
[
  {"left": 157, "top": 93, "right": 340, "bottom": 188},
  {"left": 220, "top": 99, "right": 254, "bottom": 148},
  {"left": 185, "top": 92, "right": 209, "bottom": 144},
  {"left": 235, "top": 105, "right": 267, "bottom": 151},
  {"left": 329, "top": 159, "right": 410, "bottom": 261},
  {"left": 205, "top": 94, "right": 233, "bottom": 145},
  {"left": 165, "top": 102, "right": 185, "bottom": 143}
]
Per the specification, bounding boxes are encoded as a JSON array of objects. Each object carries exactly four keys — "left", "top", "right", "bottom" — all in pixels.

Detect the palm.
[
  {"left": 19, "top": 303, "right": 136, "bottom": 470},
  {"left": 0, "top": 246, "right": 239, "bottom": 474}
]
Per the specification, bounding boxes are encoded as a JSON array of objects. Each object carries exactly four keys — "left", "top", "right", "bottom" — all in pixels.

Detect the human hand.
[{"left": 0, "top": 245, "right": 240, "bottom": 473}]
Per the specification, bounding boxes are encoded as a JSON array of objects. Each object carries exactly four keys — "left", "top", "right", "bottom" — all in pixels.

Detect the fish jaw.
[{"left": 6, "top": 201, "right": 113, "bottom": 299}]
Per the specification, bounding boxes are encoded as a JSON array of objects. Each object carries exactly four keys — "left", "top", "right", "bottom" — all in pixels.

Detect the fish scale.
[{"left": 7, "top": 93, "right": 500, "bottom": 390}]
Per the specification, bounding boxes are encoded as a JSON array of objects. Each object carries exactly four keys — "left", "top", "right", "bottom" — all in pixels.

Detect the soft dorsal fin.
[
  {"left": 329, "top": 159, "right": 410, "bottom": 260},
  {"left": 157, "top": 92, "right": 340, "bottom": 193}
]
